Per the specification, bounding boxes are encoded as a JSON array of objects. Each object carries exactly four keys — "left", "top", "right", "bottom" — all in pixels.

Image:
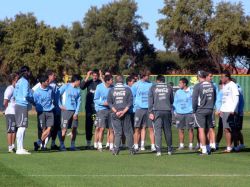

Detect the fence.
[{"left": 80, "top": 75, "right": 250, "bottom": 113}]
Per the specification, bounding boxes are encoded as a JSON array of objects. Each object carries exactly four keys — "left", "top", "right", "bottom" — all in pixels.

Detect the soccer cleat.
[
  {"left": 60, "top": 145, "right": 66, "bottom": 151},
  {"left": 70, "top": 147, "right": 77, "bottom": 151},
  {"left": 112, "top": 150, "right": 119, "bottom": 156},
  {"left": 34, "top": 142, "right": 39, "bottom": 151},
  {"left": 223, "top": 149, "right": 232, "bottom": 153},
  {"left": 16, "top": 149, "right": 31, "bottom": 155},
  {"left": 8, "top": 149, "right": 14, "bottom": 153},
  {"left": 98, "top": 148, "right": 103, "bottom": 152},
  {"left": 51, "top": 144, "right": 60, "bottom": 150},
  {"left": 151, "top": 146, "right": 156, "bottom": 152},
  {"left": 140, "top": 146, "right": 145, "bottom": 151},
  {"left": 156, "top": 152, "right": 161, "bottom": 156},
  {"left": 177, "top": 146, "right": 185, "bottom": 150}
]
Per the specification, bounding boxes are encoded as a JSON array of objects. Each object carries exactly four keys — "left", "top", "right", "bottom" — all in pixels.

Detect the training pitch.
[{"left": 0, "top": 114, "right": 250, "bottom": 187}]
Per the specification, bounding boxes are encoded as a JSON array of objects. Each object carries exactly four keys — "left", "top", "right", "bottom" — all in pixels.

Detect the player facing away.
[
  {"left": 173, "top": 78, "right": 194, "bottom": 151},
  {"left": 132, "top": 71, "right": 156, "bottom": 152},
  {"left": 3, "top": 73, "right": 19, "bottom": 153},
  {"left": 80, "top": 69, "right": 101, "bottom": 148},
  {"left": 13, "top": 66, "right": 33, "bottom": 155},
  {"left": 219, "top": 71, "right": 239, "bottom": 153},
  {"left": 192, "top": 71, "right": 216, "bottom": 155},
  {"left": 148, "top": 75, "right": 174, "bottom": 156},
  {"left": 33, "top": 74, "right": 55, "bottom": 151},
  {"left": 94, "top": 75, "right": 114, "bottom": 151},
  {"left": 107, "top": 75, "right": 136, "bottom": 155},
  {"left": 58, "top": 74, "right": 82, "bottom": 151}
]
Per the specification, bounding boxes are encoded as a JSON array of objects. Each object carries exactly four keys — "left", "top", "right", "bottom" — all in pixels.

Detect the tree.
[
  {"left": 80, "top": 0, "right": 155, "bottom": 74},
  {"left": 207, "top": 2, "right": 250, "bottom": 74},
  {"left": 157, "top": 0, "right": 222, "bottom": 73}
]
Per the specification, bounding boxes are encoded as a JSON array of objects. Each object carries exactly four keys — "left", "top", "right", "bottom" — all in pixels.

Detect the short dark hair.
[
  {"left": 71, "top": 74, "right": 82, "bottom": 82},
  {"left": 19, "top": 66, "right": 30, "bottom": 78},
  {"left": 39, "top": 74, "right": 49, "bottom": 84},
  {"left": 180, "top": 78, "right": 188, "bottom": 86},
  {"left": 115, "top": 75, "right": 124, "bottom": 83},
  {"left": 156, "top": 75, "right": 165, "bottom": 83},
  {"left": 197, "top": 70, "right": 208, "bottom": 79},
  {"left": 140, "top": 70, "right": 151, "bottom": 78},
  {"left": 46, "top": 70, "right": 55, "bottom": 76},
  {"left": 222, "top": 70, "right": 231, "bottom": 80},
  {"left": 126, "top": 76, "right": 134, "bottom": 84},
  {"left": 92, "top": 69, "right": 99, "bottom": 76},
  {"left": 104, "top": 75, "right": 113, "bottom": 82}
]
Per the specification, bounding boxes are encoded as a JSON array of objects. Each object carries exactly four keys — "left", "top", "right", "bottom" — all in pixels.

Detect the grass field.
[{"left": 0, "top": 114, "right": 250, "bottom": 187}]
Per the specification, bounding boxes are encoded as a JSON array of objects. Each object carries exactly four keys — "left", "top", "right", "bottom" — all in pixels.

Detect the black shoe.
[
  {"left": 34, "top": 142, "right": 39, "bottom": 151},
  {"left": 51, "top": 144, "right": 60, "bottom": 150}
]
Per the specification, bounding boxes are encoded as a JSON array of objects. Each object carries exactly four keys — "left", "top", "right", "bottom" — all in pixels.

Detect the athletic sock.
[
  {"left": 227, "top": 146, "right": 232, "bottom": 151},
  {"left": 210, "top": 143, "right": 216, "bottom": 149},
  {"left": 16, "top": 127, "right": 26, "bottom": 150},
  {"left": 201, "top": 145, "right": 207, "bottom": 154},
  {"left": 189, "top": 143, "right": 193, "bottom": 148},
  {"left": 94, "top": 142, "right": 98, "bottom": 148},
  {"left": 134, "top": 144, "right": 139, "bottom": 150},
  {"left": 141, "top": 141, "right": 145, "bottom": 148},
  {"left": 105, "top": 142, "right": 110, "bottom": 147},
  {"left": 180, "top": 143, "right": 184, "bottom": 147},
  {"left": 151, "top": 144, "right": 155, "bottom": 149},
  {"left": 8, "top": 145, "right": 12, "bottom": 151},
  {"left": 11, "top": 144, "right": 15, "bottom": 149},
  {"left": 109, "top": 143, "right": 114, "bottom": 150},
  {"left": 98, "top": 142, "right": 102, "bottom": 149},
  {"left": 44, "top": 137, "right": 50, "bottom": 148}
]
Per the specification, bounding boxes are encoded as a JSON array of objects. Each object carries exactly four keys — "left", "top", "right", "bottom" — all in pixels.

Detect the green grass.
[{"left": 0, "top": 114, "right": 250, "bottom": 187}]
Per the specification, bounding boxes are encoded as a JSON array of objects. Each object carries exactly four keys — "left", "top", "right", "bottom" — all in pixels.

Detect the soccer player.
[
  {"left": 206, "top": 72, "right": 217, "bottom": 151},
  {"left": 13, "top": 66, "right": 33, "bottom": 155},
  {"left": 94, "top": 74, "right": 113, "bottom": 151},
  {"left": 3, "top": 73, "right": 19, "bottom": 153},
  {"left": 47, "top": 70, "right": 62, "bottom": 150},
  {"left": 231, "top": 78, "right": 245, "bottom": 151},
  {"left": 80, "top": 69, "right": 101, "bottom": 148},
  {"left": 148, "top": 75, "right": 174, "bottom": 156},
  {"left": 58, "top": 74, "right": 82, "bottom": 151},
  {"left": 173, "top": 78, "right": 194, "bottom": 150},
  {"left": 33, "top": 74, "right": 55, "bottom": 151},
  {"left": 219, "top": 71, "right": 239, "bottom": 153},
  {"left": 132, "top": 70, "right": 155, "bottom": 152},
  {"left": 192, "top": 71, "right": 216, "bottom": 155},
  {"left": 107, "top": 75, "right": 135, "bottom": 155}
]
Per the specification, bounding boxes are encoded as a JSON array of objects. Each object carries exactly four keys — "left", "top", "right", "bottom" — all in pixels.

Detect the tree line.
[{"left": 0, "top": 0, "right": 250, "bottom": 83}]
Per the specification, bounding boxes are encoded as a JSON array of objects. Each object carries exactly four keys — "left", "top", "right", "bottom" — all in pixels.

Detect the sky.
[{"left": 0, "top": 0, "right": 250, "bottom": 51}]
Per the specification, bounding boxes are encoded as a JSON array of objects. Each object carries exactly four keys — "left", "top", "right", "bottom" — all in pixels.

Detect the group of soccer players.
[{"left": 3, "top": 66, "right": 245, "bottom": 156}]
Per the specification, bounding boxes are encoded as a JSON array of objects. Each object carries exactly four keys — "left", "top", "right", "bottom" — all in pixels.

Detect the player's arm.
[{"left": 192, "top": 84, "right": 199, "bottom": 113}]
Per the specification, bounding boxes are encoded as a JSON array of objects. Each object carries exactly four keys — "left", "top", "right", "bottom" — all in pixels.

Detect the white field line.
[{"left": 1, "top": 174, "right": 250, "bottom": 177}]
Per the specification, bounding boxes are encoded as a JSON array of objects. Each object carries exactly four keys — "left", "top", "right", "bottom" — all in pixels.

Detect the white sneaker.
[
  {"left": 140, "top": 146, "right": 145, "bottom": 151},
  {"left": 178, "top": 146, "right": 184, "bottom": 150},
  {"left": 156, "top": 152, "right": 161, "bottom": 156},
  {"left": 16, "top": 149, "right": 31, "bottom": 155},
  {"left": 151, "top": 146, "right": 156, "bottom": 152}
]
